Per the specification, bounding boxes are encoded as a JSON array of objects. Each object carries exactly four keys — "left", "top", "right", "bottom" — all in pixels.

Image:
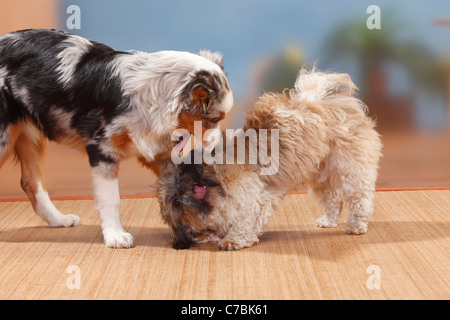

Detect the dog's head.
[
  {"left": 119, "top": 50, "right": 232, "bottom": 160},
  {"left": 173, "top": 50, "right": 233, "bottom": 154},
  {"left": 156, "top": 151, "right": 226, "bottom": 249}
]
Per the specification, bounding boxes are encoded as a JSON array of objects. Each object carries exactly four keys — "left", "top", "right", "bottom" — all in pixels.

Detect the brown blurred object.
[
  {"left": 364, "top": 72, "right": 414, "bottom": 132},
  {"left": 378, "top": 131, "right": 450, "bottom": 188},
  {"left": 0, "top": 0, "right": 58, "bottom": 35}
]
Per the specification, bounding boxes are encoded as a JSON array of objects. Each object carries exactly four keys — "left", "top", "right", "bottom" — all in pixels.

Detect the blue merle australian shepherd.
[{"left": 0, "top": 29, "right": 233, "bottom": 248}]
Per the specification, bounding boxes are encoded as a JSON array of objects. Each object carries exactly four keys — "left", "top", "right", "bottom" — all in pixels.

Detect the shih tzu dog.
[
  {"left": 157, "top": 68, "right": 382, "bottom": 250},
  {"left": 0, "top": 29, "right": 233, "bottom": 248}
]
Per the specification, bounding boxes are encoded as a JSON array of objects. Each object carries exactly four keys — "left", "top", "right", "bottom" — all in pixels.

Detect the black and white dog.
[{"left": 0, "top": 29, "right": 233, "bottom": 248}]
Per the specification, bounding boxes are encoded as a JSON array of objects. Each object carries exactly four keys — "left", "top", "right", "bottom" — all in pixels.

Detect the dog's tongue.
[
  {"left": 173, "top": 133, "right": 190, "bottom": 153},
  {"left": 194, "top": 185, "right": 206, "bottom": 200}
]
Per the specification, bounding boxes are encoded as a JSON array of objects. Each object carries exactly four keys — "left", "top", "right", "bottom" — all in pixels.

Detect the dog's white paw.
[
  {"left": 218, "top": 234, "right": 258, "bottom": 251},
  {"left": 218, "top": 239, "right": 245, "bottom": 251},
  {"left": 316, "top": 215, "right": 338, "bottom": 228},
  {"left": 346, "top": 222, "right": 368, "bottom": 235},
  {"left": 346, "top": 215, "right": 369, "bottom": 235},
  {"left": 103, "top": 229, "right": 134, "bottom": 248},
  {"left": 49, "top": 214, "right": 81, "bottom": 228}
]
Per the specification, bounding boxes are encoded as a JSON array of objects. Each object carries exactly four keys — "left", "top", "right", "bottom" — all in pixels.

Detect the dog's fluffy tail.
[{"left": 294, "top": 67, "right": 368, "bottom": 114}]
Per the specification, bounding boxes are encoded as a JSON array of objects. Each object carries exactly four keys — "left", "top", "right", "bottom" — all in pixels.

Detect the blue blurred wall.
[{"left": 59, "top": 0, "right": 449, "bottom": 129}]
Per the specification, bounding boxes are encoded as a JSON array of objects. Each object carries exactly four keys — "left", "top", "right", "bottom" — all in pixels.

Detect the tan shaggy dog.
[{"left": 157, "top": 68, "right": 383, "bottom": 250}]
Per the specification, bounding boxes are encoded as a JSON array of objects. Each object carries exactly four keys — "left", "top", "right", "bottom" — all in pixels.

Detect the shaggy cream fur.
[{"left": 157, "top": 68, "right": 382, "bottom": 250}]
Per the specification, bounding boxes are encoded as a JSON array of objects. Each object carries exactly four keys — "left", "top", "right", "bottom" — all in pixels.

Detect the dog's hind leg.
[
  {"left": 14, "top": 122, "right": 81, "bottom": 227},
  {"left": 314, "top": 187, "right": 344, "bottom": 228},
  {"left": 343, "top": 186, "right": 375, "bottom": 235},
  {"left": 0, "top": 98, "right": 22, "bottom": 168},
  {"left": 0, "top": 124, "right": 19, "bottom": 168},
  {"left": 312, "top": 159, "right": 345, "bottom": 228},
  {"left": 341, "top": 166, "right": 377, "bottom": 235}
]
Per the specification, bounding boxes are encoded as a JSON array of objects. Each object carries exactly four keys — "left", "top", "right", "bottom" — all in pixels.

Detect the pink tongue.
[{"left": 194, "top": 185, "right": 206, "bottom": 200}]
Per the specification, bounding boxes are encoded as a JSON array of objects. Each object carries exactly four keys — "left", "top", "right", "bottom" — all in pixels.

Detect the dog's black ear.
[
  {"left": 181, "top": 67, "right": 224, "bottom": 112},
  {"left": 181, "top": 71, "right": 215, "bottom": 111},
  {"left": 191, "top": 83, "right": 211, "bottom": 109},
  {"left": 197, "top": 50, "right": 223, "bottom": 69}
]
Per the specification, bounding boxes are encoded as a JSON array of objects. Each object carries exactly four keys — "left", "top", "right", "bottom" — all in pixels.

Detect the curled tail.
[{"left": 293, "top": 67, "right": 368, "bottom": 114}]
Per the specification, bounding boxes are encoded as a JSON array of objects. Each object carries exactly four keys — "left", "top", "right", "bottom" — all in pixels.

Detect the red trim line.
[
  {"left": 290, "top": 187, "right": 450, "bottom": 194},
  {"left": 289, "top": 190, "right": 308, "bottom": 194},
  {"left": 0, "top": 187, "right": 448, "bottom": 202},
  {"left": 375, "top": 186, "right": 450, "bottom": 192}
]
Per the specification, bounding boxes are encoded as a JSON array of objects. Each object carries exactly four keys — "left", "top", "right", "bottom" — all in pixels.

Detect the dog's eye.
[
  {"left": 210, "top": 117, "right": 221, "bottom": 123},
  {"left": 173, "top": 199, "right": 181, "bottom": 206}
]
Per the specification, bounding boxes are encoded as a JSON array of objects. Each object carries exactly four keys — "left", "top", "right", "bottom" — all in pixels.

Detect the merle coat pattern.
[{"left": 0, "top": 29, "right": 233, "bottom": 248}]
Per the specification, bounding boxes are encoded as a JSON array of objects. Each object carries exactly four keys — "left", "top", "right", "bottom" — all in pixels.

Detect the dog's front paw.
[
  {"left": 218, "top": 240, "right": 242, "bottom": 251},
  {"left": 218, "top": 238, "right": 256, "bottom": 251},
  {"left": 346, "top": 216, "right": 369, "bottom": 235},
  {"left": 103, "top": 229, "right": 134, "bottom": 248},
  {"left": 315, "top": 215, "right": 338, "bottom": 228},
  {"left": 49, "top": 214, "right": 81, "bottom": 228},
  {"left": 346, "top": 222, "right": 368, "bottom": 235}
]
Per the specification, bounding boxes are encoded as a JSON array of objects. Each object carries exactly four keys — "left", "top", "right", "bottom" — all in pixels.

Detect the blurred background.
[{"left": 0, "top": 0, "right": 449, "bottom": 198}]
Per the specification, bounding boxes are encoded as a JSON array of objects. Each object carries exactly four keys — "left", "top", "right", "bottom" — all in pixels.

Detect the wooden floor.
[{"left": 0, "top": 190, "right": 448, "bottom": 300}]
